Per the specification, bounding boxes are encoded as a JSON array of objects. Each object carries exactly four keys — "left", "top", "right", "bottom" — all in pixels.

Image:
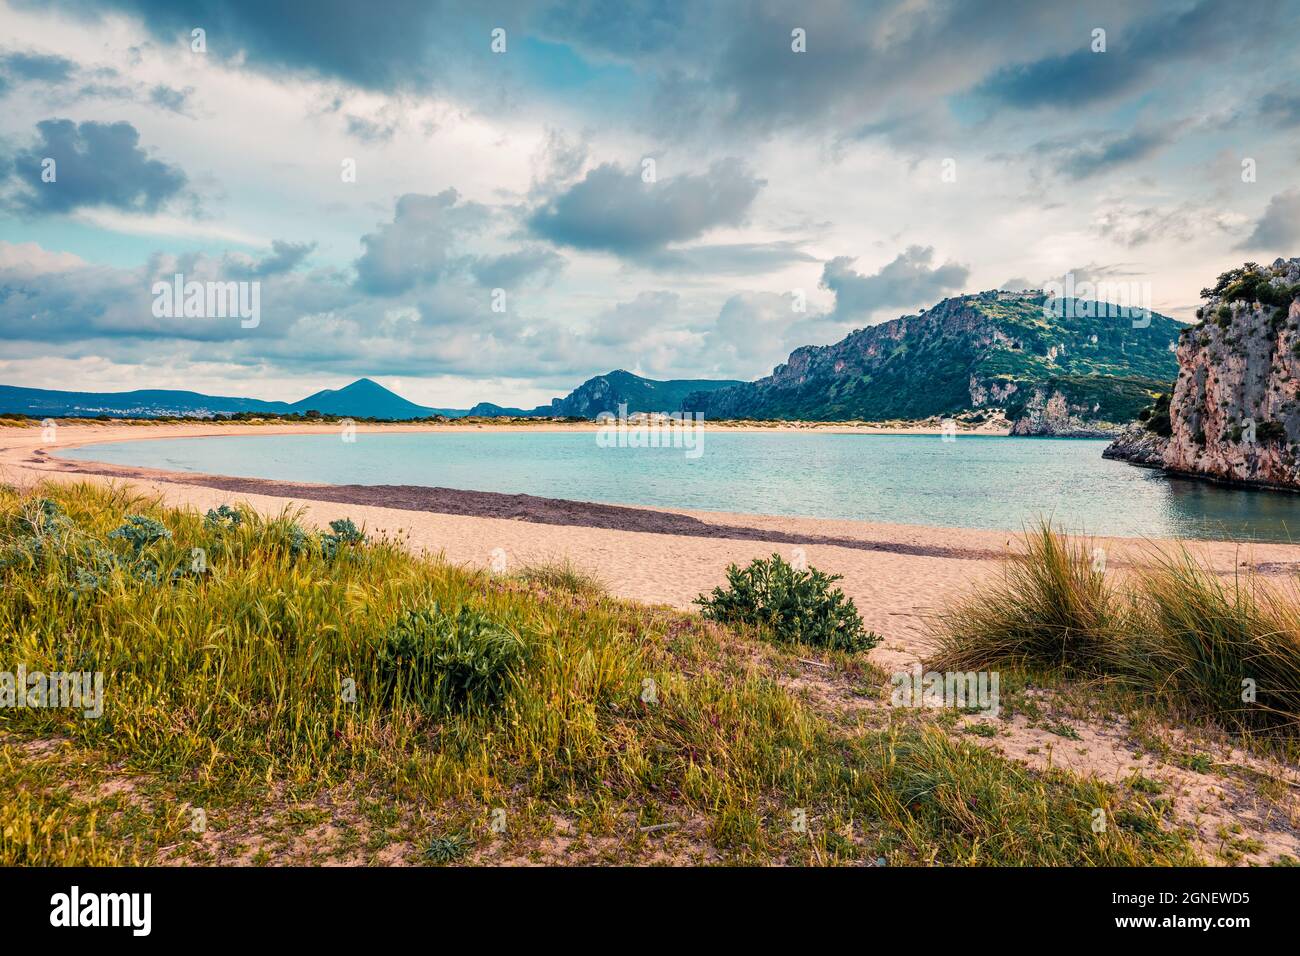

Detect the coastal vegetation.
[
  {"left": 696, "top": 553, "right": 879, "bottom": 652},
  {"left": 930, "top": 523, "right": 1300, "bottom": 740},
  {"left": 1, "top": 483, "right": 1196, "bottom": 866}
]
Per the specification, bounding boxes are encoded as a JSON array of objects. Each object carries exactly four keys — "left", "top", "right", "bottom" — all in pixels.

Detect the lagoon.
[{"left": 56, "top": 431, "right": 1300, "bottom": 542}]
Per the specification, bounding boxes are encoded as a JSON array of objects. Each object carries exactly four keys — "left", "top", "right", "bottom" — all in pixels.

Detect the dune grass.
[
  {"left": 930, "top": 523, "right": 1300, "bottom": 740},
  {"left": 513, "top": 558, "right": 608, "bottom": 598},
  {"left": 0, "top": 484, "right": 1198, "bottom": 865}
]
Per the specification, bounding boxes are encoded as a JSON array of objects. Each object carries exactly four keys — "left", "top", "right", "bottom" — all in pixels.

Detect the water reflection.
[{"left": 1155, "top": 472, "right": 1300, "bottom": 543}]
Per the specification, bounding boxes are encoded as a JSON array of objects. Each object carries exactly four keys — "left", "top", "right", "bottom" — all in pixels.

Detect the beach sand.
[{"left": 6, "top": 419, "right": 1300, "bottom": 672}]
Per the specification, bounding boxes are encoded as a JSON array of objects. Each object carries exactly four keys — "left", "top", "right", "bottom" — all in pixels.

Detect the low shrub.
[
  {"left": 321, "top": 518, "right": 366, "bottom": 560},
  {"left": 107, "top": 515, "right": 172, "bottom": 554},
  {"left": 515, "top": 559, "right": 607, "bottom": 598},
  {"left": 695, "top": 553, "right": 878, "bottom": 652},
  {"left": 1138, "top": 392, "right": 1172, "bottom": 437},
  {"left": 1255, "top": 420, "right": 1287, "bottom": 444},
  {"left": 204, "top": 504, "right": 244, "bottom": 530}
]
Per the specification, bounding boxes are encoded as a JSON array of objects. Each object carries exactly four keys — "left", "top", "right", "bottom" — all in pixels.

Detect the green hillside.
[{"left": 685, "top": 292, "right": 1182, "bottom": 426}]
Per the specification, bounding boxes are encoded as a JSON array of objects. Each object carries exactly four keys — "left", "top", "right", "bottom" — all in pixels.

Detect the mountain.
[
  {"left": 290, "top": 378, "right": 465, "bottom": 418},
  {"left": 544, "top": 370, "right": 742, "bottom": 417},
  {"left": 1106, "top": 258, "right": 1300, "bottom": 489},
  {"left": 466, "top": 371, "right": 744, "bottom": 418},
  {"left": 0, "top": 378, "right": 463, "bottom": 420},
  {"left": 0, "top": 384, "right": 296, "bottom": 419},
  {"left": 683, "top": 290, "right": 1184, "bottom": 432},
  {"left": 465, "top": 402, "right": 543, "bottom": 417},
  {"left": 0, "top": 371, "right": 743, "bottom": 421}
]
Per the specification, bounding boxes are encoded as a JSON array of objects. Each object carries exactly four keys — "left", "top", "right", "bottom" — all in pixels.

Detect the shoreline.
[
  {"left": 3, "top": 417, "right": 1014, "bottom": 437},
  {"left": 7, "top": 421, "right": 1300, "bottom": 672}
]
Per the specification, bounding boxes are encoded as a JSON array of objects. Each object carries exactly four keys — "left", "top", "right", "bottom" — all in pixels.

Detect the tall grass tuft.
[
  {"left": 514, "top": 558, "right": 607, "bottom": 598},
  {"left": 378, "top": 605, "right": 528, "bottom": 717},
  {"left": 931, "top": 524, "right": 1121, "bottom": 675},
  {"left": 931, "top": 522, "right": 1300, "bottom": 737}
]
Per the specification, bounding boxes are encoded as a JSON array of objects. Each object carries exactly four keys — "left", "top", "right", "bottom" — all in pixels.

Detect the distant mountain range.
[
  {"left": 0, "top": 371, "right": 741, "bottom": 422},
  {"left": 684, "top": 290, "right": 1184, "bottom": 434},
  {"left": 1, "top": 291, "right": 1186, "bottom": 431}
]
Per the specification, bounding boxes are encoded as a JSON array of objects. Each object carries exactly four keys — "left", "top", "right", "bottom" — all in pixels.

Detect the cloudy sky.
[{"left": 1, "top": 0, "right": 1298, "bottom": 408}]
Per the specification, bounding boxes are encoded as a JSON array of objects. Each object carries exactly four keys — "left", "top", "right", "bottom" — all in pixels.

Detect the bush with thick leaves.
[{"left": 695, "top": 553, "right": 878, "bottom": 652}]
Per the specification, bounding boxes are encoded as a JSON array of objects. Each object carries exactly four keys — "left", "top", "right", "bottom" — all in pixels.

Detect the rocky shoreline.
[
  {"left": 1101, "top": 423, "right": 1169, "bottom": 468},
  {"left": 1104, "top": 257, "right": 1300, "bottom": 491},
  {"left": 1103, "top": 424, "right": 1300, "bottom": 492}
]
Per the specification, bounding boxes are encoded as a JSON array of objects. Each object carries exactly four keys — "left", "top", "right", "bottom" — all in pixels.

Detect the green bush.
[
  {"left": 378, "top": 605, "right": 527, "bottom": 716},
  {"left": 695, "top": 553, "right": 878, "bottom": 652},
  {"left": 204, "top": 504, "right": 243, "bottom": 530},
  {"left": 320, "top": 518, "right": 365, "bottom": 560},
  {"left": 107, "top": 515, "right": 171, "bottom": 554},
  {"left": 1139, "top": 392, "right": 1172, "bottom": 437},
  {"left": 1255, "top": 420, "right": 1287, "bottom": 444}
]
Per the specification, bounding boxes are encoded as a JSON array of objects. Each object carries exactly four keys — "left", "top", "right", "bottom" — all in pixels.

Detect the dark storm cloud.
[
  {"left": 226, "top": 239, "right": 317, "bottom": 278},
  {"left": 29, "top": 0, "right": 1261, "bottom": 154},
  {"left": 536, "top": 0, "right": 1142, "bottom": 134},
  {"left": 821, "top": 246, "right": 969, "bottom": 322},
  {"left": 35, "top": 0, "right": 458, "bottom": 90},
  {"left": 976, "top": 0, "right": 1276, "bottom": 109},
  {"left": 641, "top": 241, "right": 818, "bottom": 275},
  {"left": 527, "top": 159, "right": 763, "bottom": 256},
  {"left": 0, "top": 49, "right": 77, "bottom": 84},
  {"left": 7, "top": 119, "right": 188, "bottom": 214},
  {"left": 1239, "top": 190, "right": 1300, "bottom": 251},
  {"left": 148, "top": 84, "right": 194, "bottom": 114},
  {"left": 344, "top": 115, "right": 399, "bottom": 144},
  {"left": 534, "top": 0, "right": 689, "bottom": 60},
  {"left": 1260, "top": 88, "right": 1300, "bottom": 128},
  {"left": 1047, "top": 127, "right": 1178, "bottom": 179}
]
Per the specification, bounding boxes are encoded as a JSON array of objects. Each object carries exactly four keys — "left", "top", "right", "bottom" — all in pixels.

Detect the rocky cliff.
[
  {"left": 1105, "top": 258, "right": 1300, "bottom": 489},
  {"left": 1007, "top": 387, "right": 1122, "bottom": 437}
]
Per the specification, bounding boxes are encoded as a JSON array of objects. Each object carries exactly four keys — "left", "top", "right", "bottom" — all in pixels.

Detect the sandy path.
[{"left": 5, "top": 421, "right": 1300, "bottom": 671}]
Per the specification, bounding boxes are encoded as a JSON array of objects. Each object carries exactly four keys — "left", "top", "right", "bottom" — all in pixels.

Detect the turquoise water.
[{"left": 56, "top": 432, "right": 1300, "bottom": 542}]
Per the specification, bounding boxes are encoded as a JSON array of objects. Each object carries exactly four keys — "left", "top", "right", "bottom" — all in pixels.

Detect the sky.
[{"left": 1, "top": 0, "right": 1298, "bottom": 408}]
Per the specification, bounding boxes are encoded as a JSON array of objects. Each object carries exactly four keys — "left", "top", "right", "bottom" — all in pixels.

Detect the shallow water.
[{"left": 56, "top": 431, "right": 1300, "bottom": 542}]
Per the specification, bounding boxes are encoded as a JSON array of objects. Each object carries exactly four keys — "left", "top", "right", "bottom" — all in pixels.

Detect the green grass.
[
  {"left": 0, "top": 483, "right": 1199, "bottom": 865},
  {"left": 930, "top": 522, "right": 1300, "bottom": 740},
  {"left": 513, "top": 558, "right": 608, "bottom": 598}
]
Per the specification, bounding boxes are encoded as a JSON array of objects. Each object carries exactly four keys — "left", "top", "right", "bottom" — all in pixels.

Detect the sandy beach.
[{"left": 7, "top": 419, "right": 1300, "bottom": 672}]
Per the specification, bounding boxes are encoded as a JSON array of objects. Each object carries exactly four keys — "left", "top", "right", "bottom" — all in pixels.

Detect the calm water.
[{"left": 56, "top": 432, "right": 1300, "bottom": 542}]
